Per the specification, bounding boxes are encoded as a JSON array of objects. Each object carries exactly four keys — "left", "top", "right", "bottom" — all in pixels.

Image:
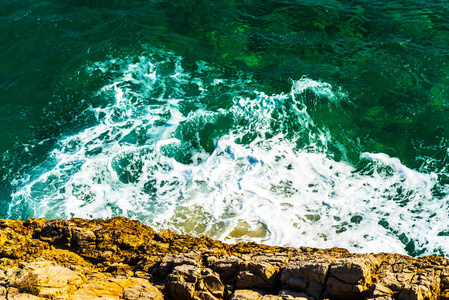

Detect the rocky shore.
[{"left": 0, "top": 217, "right": 447, "bottom": 300}]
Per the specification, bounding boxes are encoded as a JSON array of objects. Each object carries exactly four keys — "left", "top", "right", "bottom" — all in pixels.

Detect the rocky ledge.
[{"left": 0, "top": 217, "right": 448, "bottom": 300}]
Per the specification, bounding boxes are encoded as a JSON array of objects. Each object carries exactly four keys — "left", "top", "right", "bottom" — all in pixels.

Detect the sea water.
[{"left": 1, "top": 0, "right": 449, "bottom": 257}]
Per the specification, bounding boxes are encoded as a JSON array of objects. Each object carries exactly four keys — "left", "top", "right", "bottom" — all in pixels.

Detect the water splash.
[{"left": 8, "top": 50, "right": 449, "bottom": 257}]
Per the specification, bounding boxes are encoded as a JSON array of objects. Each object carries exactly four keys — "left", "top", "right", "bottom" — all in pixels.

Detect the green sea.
[{"left": 2, "top": 0, "right": 449, "bottom": 257}]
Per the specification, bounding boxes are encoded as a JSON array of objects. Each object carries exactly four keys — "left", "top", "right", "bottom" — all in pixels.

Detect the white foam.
[{"left": 8, "top": 51, "right": 449, "bottom": 256}]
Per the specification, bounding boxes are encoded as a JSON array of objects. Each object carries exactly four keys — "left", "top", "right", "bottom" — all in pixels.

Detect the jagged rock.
[
  {"left": 71, "top": 227, "right": 97, "bottom": 252},
  {"left": 0, "top": 225, "right": 49, "bottom": 259},
  {"left": 4, "top": 287, "right": 45, "bottom": 299},
  {"left": 229, "top": 289, "right": 264, "bottom": 300},
  {"left": 0, "top": 259, "right": 162, "bottom": 300},
  {"left": 69, "top": 274, "right": 123, "bottom": 299},
  {"left": 281, "top": 258, "right": 333, "bottom": 299},
  {"left": 369, "top": 258, "right": 413, "bottom": 297},
  {"left": 166, "top": 265, "right": 226, "bottom": 300},
  {"left": 155, "top": 229, "right": 177, "bottom": 243},
  {"left": 0, "top": 265, "right": 19, "bottom": 287},
  {"left": 367, "top": 256, "right": 446, "bottom": 300},
  {"left": 211, "top": 256, "right": 243, "bottom": 285},
  {"left": 0, "top": 286, "right": 6, "bottom": 299},
  {"left": 198, "top": 269, "right": 226, "bottom": 298},
  {"left": 71, "top": 274, "right": 164, "bottom": 300},
  {"left": 35, "top": 217, "right": 157, "bottom": 262},
  {"left": 398, "top": 269, "right": 441, "bottom": 300},
  {"left": 0, "top": 217, "right": 448, "bottom": 300},
  {"left": 106, "top": 263, "right": 133, "bottom": 276},
  {"left": 323, "top": 256, "right": 381, "bottom": 299},
  {"left": 440, "top": 270, "right": 449, "bottom": 300},
  {"left": 13, "top": 262, "right": 86, "bottom": 298},
  {"left": 278, "top": 289, "right": 313, "bottom": 299},
  {"left": 167, "top": 265, "right": 203, "bottom": 300},
  {"left": 123, "top": 283, "right": 164, "bottom": 300},
  {"left": 38, "top": 220, "right": 73, "bottom": 245},
  {"left": 159, "top": 252, "right": 202, "bottom": 277},
  {"left": 236, "top": 254, "right": 289, "bottom": 291},
  {"left": 236, "top": 262, "right": 278, "bottom": 290}
]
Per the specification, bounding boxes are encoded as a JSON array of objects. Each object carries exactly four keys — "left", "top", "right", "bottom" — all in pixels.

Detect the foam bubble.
[{"left": 8, "top": 50, "right": 449, "bottom": 256}]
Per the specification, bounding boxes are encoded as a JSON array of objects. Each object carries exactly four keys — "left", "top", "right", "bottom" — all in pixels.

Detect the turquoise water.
[{"left": 2, "top": 0, "right": 449, "bottom": 256}]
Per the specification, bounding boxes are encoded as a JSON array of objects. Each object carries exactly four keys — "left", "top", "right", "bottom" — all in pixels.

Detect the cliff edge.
[{"left": 0, "top": 217, "right": 447, "bottom": 300}]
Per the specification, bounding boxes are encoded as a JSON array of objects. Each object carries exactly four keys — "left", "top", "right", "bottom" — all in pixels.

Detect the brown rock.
[
  {"left": 70, "top": 275, "right": 163, "bottom": 300},
  {"left": 38, "top": 220, "right": 73, "bottom": 245},
  {"left": 198, "top": 290, "right": 220, "bottom": 300},
  {"left": 159, "top": 252, "right": 202, "bottom": 277},
  {"left": 0, "top": 217, "right": 448, "bottom": 300},
  {"left": 70, "top": 276, "right": 123, "bottom": 299},
  {"left": 236, "top": 254, "right": 289, "bottom": 291},
  {"left": 236, "top": 260, "right": 279, "bottom": 290},
  {"left": 14, "top": 263, "right": 86, "bottom": 298},
  {"left": 0, "top": 227, "right": 48, "bottom": 259},
  {"left": 441, "top": 270, "right": 449, "bottom": 300},
  {"left": 323, "top": 256, "right": 381, "bottom": 299},
  {"left": 281, "top": 258, "right": 333, "bottom": 299},
  {"left": 71, "top": 227, "right": 96, "bottom": 251},
  {"left": 211, "top": 256, "right": 243, "bottom": 285},
  {"left": 398, "top": 270, "right": 441, "bottom": 300},
  {"left": 278, "top": 289, "right": 313, "bottom": 299},
  {"left": 199, "top": 270, "right": 226, "bottom": 298},
  {"left": 167, "top": 265, "right": 202, "bottom": 300},
  {"left": 230, "top": 289, "right": 264, "bottom": 300},
  {"left": 113, "top": 277, "right": 164, "bottom": 300},
  {"left": 166, "top": 265, "right": 227, "bottom": 300}
]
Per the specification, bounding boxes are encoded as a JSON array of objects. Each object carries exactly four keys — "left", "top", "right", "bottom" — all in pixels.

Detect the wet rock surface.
[{"left": 0, "top": 217, "right": 447, "bottom": 300}]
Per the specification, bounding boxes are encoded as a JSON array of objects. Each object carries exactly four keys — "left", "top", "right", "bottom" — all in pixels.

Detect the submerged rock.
[{"left": 0, "top": 217, "right": 447, "bottom": 300}]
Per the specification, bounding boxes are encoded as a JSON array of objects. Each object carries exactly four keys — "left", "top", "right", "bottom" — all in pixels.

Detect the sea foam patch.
[{"left": 8, "top": 50, "right": 449, "bottom": 256}]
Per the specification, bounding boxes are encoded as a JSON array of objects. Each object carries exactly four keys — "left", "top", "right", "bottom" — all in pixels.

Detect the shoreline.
[{"left": 0, "top": 216, "right": 448, "bottom": 300}]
